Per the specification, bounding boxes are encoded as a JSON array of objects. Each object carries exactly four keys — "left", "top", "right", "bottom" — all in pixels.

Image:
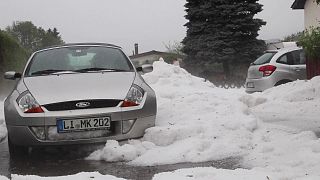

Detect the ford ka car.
[{"left": 3, "top": 43, "right": 157, "bottom": 155}]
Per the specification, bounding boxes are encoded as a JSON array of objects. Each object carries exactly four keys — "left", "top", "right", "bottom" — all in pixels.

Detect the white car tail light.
[{"left": 259, "top": 65, "right": 277, "bottom": 77}]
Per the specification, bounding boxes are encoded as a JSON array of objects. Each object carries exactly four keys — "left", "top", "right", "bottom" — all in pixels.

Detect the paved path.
[{"left": 0, "top": 138, "right": 241, "bottom": 180}]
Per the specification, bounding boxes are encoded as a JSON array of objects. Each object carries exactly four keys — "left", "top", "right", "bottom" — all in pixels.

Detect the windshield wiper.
[
  {"left": 51, "top": 71, "right": 79, "bottom": 75},
  {"left": 74, "top": 67, "right": 128, "bottom": 73},
  {"left": 31, "top": 69, "right": 69, "bottom": 76}
]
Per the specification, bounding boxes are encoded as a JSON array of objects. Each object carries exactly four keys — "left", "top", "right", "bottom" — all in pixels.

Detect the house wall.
[
  {"left": 266, "top": 42, "right": 284, "bottom": 50},
  {"left": 304, "top": 0, "right": 320, "bottom": 28},
  {"left": 266, "top": 42, "right": 297, "bottom": 50}
]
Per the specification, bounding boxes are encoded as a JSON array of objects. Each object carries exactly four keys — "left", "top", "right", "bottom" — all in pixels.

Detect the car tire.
[
  {"left": 8, "top": 136, "right": 29, "bottom": 158},
  {"left": 274, "top": 80, "right": 292, "bottom": 86}
]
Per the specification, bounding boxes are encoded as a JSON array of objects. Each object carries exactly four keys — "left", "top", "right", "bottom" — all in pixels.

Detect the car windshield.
[
  {"left": 252, "top": 52, "right": 276, "bottom": 65},
  {"left": 25, "top": 46, "right": 133, "bottom": 76}
]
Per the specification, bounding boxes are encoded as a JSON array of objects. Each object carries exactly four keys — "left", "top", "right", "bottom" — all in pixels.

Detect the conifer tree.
[{"left": 182, "top": 0, "right": 266, "bottom": 77}]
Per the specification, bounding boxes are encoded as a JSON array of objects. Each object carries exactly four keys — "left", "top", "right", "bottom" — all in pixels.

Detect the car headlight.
[
  {"left": 121, "top": 85, "right": 145, "bottom": 107},
  {"left": 17, "top": 92, "right": 44, "bottom": 113}
]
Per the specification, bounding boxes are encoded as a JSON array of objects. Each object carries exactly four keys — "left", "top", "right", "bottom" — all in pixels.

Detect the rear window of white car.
[{"left": 252, "top": 52, "right": 276, "bottom": 65}]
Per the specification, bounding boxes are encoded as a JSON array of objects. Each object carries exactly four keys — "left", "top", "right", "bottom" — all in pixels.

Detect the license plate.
[
  {"left": 247, "top": 82, "right": 254, "bottom": 88},
  {"left": 57, "top": 116, "right": 111, "bottom": 133}
]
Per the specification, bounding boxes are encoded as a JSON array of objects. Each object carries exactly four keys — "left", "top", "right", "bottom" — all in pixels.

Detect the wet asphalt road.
[{"left": 0, "top": 137, "right": 241, "bottom": 180}]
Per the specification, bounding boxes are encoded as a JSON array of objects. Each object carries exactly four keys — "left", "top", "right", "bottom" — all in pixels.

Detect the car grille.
[{"left": 43, "top": 99, "right": 122, "bottom": 111}]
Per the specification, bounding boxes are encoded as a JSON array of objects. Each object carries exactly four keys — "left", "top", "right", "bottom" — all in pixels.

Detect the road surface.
[{"left": 0, "top": 138, "right": 241, "bottom": 180}]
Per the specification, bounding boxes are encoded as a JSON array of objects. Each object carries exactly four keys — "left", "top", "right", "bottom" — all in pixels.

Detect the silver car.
[
  {"left": 245, "top": 47, "right": 306, "bottom": 93},
  {"left": 3, "top": 43, "right": 157, "bottom": 155}
]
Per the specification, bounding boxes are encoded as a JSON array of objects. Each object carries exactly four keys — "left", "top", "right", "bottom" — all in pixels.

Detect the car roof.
[
  {"left": 266, "top": 46, "right": 302, "bottom": 54},
  {"left": 267, "top": 46, "right": 303, "bottom": 63},
  {"left": 36, "top": 43, "right": 122, "bottom": 53}
]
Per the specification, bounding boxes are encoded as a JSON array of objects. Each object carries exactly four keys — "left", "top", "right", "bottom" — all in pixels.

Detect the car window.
[
  {"left": 252, "top": 52, "right": 276, "bottom": 65},
  {"left": 26, "top": 46, "right": 134, "bottom": 76},
  {"left": 68, "top": 53, "right": 95, "bottom": 68},
  {"left": 277, "top": 54, "right": 289, "bottom": 65},
  {"left": 291, "top": 50, "right": 306, "bottom": 65}
]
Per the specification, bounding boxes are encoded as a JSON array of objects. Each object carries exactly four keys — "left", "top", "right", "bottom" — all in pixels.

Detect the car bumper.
[
  {"left": 7, "top": 115, "right": 155, "bottom": 146},
  {"left": 5, "top": 90, "right": 157, "bottom": 146},
  {"left": 245, "top": 77, "right": 276, "bottom": 93}
]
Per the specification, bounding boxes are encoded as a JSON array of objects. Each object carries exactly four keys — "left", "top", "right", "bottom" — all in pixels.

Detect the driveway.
[{"left": 0, "top": 138, "right": 242, "bottom": 180}]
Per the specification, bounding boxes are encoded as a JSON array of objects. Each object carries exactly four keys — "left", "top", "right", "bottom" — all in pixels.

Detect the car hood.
[{"left": 23, "top": 72, "right": 136, "bottom": 105}]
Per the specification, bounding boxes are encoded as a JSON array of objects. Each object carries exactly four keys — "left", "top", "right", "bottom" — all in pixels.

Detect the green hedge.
[
  {"left": 298, "top": 27, "right": 320, "bottom": 58},
  {"left": 0, "top": 30, "right": 29, "bottom": 73}
]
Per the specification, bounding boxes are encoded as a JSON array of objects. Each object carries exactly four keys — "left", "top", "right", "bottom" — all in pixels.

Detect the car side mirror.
[
  {"left": 141, "top": 64, "right": 153, "bottom": 73},
  {"left": 136, "top": 67, "right": 143, "bottom": 72},
  {"left": 4, "top": 71, "right": 22, "bottom": 80},
  {"left": 136, "top": 65, "right": 153, "bottom": 73}
]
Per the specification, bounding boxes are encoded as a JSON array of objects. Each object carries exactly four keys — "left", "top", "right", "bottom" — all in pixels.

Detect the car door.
[{"left": 289, "top": 50, "right": 307, "bottom": 80}]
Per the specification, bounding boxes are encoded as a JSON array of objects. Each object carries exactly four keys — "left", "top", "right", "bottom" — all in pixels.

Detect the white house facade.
[
  {"left": 304, "top": 0, "right": 320, "bottom": 28},
  {"left": 129, "top": 50, "right": 183, "bottom": 67},
  {"left": 129, "top": 51, "right": 164, "bottom": 67},
  {"left": 292, "top": 0, "right": 320, "bottom": 28}
]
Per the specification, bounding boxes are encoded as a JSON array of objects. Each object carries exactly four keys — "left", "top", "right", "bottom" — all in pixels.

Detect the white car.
[
  {"left": 4, "top": 43, "right": 157, "bottom": 156},
  {"left": 245, "top": 47, "right": 306, "bottom": 93}
]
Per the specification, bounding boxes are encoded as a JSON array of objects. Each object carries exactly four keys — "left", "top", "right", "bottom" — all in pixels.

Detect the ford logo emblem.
[{"left": 76, "top": 102, "right": 91, "bottom": 108}]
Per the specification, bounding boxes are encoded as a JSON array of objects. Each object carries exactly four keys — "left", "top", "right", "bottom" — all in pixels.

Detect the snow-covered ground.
[
  {"left": 87, "top": 61, "right": 320, "bottom": 179},
  {"left": 87, "top": 61, "right": 256, "bottom": 165},
  {"left": 0, "top": 100, "right": 7, "bottom": 142},
  {"left": 240, "top": 77, "right": 320, "bottom": 179},
  {"left": 0, "top": 172, "right": 125, "bottom": 180},
  {"left": 1, "top": 61, "right": 320, "bottom": 179},
  {"left": 153, "top": 167, "right": 308, "bottom": 180},
  {"left": 242, "top": 78, "right": 320, "bottom": 132}
]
